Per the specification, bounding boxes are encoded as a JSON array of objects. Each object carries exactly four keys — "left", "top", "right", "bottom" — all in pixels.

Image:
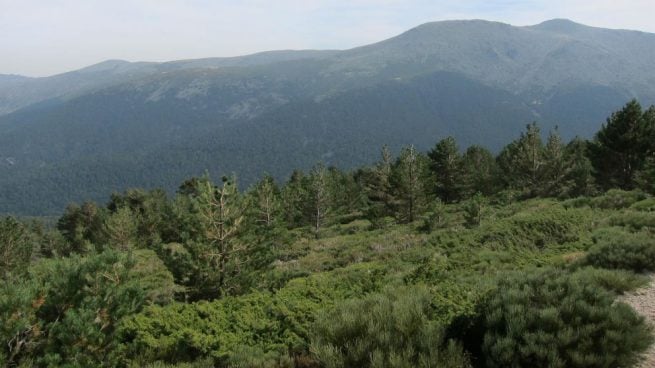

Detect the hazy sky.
[{"left": 2, "top": 0, "right": 655, "bottom": 77}]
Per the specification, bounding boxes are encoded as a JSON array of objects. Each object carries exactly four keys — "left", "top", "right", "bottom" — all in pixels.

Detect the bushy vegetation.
[
  {"left": 585, "top": 228, "right": 655, "bottom": 272},
  {"left": 118, "top": 264, "right": 386, "bottom": 366},
  {"left": 311, "top": 286, "right": 470, "bottom": 368},
  {"left": 1, "top": 101, "right": 655, "bottom": 366},
  {"left": 0, "top": 250, "right": 175, "bottom": 367},
  {"left": 608, "top": 211, "right": 655, "bottom": 230},
  {"left": 479, "top": 268, "right": 652, "bottom": 368}
]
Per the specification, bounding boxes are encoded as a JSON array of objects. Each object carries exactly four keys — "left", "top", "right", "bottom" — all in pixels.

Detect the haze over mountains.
[{"left": 2, "top": 19, "right": 655, "bottom": 215}]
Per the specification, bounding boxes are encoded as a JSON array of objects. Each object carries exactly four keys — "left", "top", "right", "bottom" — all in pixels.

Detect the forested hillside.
[
  {"left": 2, "top": 19, "right": 655, "bottom": 215},
  {"left": 2, "top": 101, "right": 655, "bottom": 367}
]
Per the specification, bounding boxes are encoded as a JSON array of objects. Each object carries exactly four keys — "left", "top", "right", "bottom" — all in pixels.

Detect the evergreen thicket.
[{"left": 1, "top": 100, "right": 655, "bottom": 367}]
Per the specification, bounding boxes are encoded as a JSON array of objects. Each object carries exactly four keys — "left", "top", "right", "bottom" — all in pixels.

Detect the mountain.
[
  {"left": 1, "top": 19, "right": 654, "bottom": 215},
  {"left": 0, "top": 74, "right": 31, "bottom": 84}
]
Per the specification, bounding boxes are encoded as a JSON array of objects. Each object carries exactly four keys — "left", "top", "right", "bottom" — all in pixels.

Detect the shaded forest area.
[{"left": 2, "top": 100, "right": 655, "bottom": 367}]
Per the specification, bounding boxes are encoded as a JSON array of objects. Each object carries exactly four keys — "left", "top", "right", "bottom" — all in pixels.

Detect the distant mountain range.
[{"left": 2, "top": 19, "right": 655, "bottom": 215}]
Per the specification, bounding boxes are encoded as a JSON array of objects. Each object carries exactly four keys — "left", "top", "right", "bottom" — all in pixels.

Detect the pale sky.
[{"left": 2, "top": 0, "right": 654, "bottom": 77}]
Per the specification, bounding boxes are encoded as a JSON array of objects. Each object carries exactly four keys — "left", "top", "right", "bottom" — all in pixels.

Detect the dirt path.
[{"left": 622, "top": 278, "right": 655, "bottom": 368}]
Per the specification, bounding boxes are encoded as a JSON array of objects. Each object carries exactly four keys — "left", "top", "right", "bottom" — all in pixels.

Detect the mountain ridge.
[{"left": 1, "top": 18, "right": 654, "bottom": 215}]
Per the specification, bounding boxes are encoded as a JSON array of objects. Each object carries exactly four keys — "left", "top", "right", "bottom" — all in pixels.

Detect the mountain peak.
[
  {"left": 0, "top": 73, "right": 30, "bottom": 79},
  {"left": 412, "top": 19, "right": 512, "bottom": 31},
  {"left": 78, "top": 59, "right": 133, "bottom": 73},
  {"left": 530, "top": 19, "right": 588, "bottom": 33}
]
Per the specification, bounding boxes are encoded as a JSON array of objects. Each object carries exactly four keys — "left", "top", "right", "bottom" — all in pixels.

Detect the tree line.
[
  {"left": 3, "top": 99, "right": 655, "bottom": 298},
  {"left": 1, "top": 99, "right": 655, "bottom": 366}
]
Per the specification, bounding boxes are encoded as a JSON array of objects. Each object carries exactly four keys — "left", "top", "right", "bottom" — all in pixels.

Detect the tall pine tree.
[
  {"left": 564, "top": 137, "right": 596, "bottom": 197},
  {"left": 193, "top": 175, "right": 246, "bottom": 298},
  {"left": 306, "top": 164, "right": 333, "bottom": 238},
  {"left": 363, "top": 145, "right": 396, "bottom": 226},
  {"left": 498, "top": 123, "right": 544, "bottom": 196},
  {"left": 461, "top": 145, "right": 498, "bottom": 198},
  {"left": 428, "top": 137, "right": 464, "bottom": 203},
  {"left": 588, "top": 100, "right": 655, "bottom": 190},
  {"left": 541, "top": 127, "right": 568, "bottom": 197},
  {"left": 392, "top": 145, "right": 429, "bottom": 223}
]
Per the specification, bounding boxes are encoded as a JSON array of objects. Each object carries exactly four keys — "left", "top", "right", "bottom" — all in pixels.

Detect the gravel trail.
[{"left": 622, "top": 279, "right": 655, "bottom": 368}]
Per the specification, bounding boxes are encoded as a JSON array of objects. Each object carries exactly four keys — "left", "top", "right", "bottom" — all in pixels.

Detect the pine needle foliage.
[
  {"left": 311, "top": 286, "right": 471, "bottom": 368},
  {"left": 480, "top": 268, "right": 653, "bottom": 368},
  {"left": 585, "top": 228, "right": 655, "bottom": 272}
]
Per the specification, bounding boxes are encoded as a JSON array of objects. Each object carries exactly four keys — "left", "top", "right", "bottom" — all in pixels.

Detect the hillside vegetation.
[
  {"left": 2, "top": 19, "right": 655, "bottom": 215},
  {"left": 1, "top": 101, "right": 655, "bottom": 367}
]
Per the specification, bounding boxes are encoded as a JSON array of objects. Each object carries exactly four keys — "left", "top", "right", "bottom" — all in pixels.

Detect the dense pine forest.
[{"left": 2, "top": 100, "right": 655, "bottom": 367}]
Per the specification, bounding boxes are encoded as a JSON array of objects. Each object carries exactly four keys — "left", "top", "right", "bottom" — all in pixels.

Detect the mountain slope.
[{"left": 1, "top": 19, "right": 654, "bottom": 215}]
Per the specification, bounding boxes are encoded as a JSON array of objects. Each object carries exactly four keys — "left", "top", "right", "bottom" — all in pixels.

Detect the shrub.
[
  {"left": 463, "top": 193, "right": 484, "bottom": 228},
  {"left": 311, "top": 286, "right": 471, "bottom": 368},
  {"left": 138, "top": 358, "right": 215, "bottom": 368},
  {"left": 479, "top": 206, "right": 586, "bottom": 250},
  {"left": 561, "top": 196, "right": 591, "bottom": 209},
  {"left": 608, "top": 211, "right": 655, "bottom": 230},
  {"left": 119, "top": 263, "right": 388, "bottom": 366},
  {"left": 0, "top": 250, "right": 174, "bottom": 367},
  {"left": 420, "top": 199, "right": 447, "bottom": 232},
  {"left": 118, "top": 292, "right": 289, "bottom": 366},
  {"left": 480, "top": 268, "right": 652, "bottom": 368},
  {"left": 368, "top": 216, "right": 395, "bottom": 230},
  {"left": 0, "top": 217, "right": 34, "bottom": 280},
  {"left": 227, "top": 346, "right": 294, "bottom": 368},
  {"left": 585, "top": 229, "right": 655, "bottom": 272},
  {"left": 569, "top": 267, "right": 649, "bottom": 294},
  {"left": 630, "top": 197, "right": 655, "bottom": 212},
  {"left": 589, "top": 189, "right": 647, "bottom": 209}
]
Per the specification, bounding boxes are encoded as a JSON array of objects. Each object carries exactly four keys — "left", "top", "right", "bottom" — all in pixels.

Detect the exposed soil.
[{"left": 622, "top": 278, "right": 655, "bottom": 368}]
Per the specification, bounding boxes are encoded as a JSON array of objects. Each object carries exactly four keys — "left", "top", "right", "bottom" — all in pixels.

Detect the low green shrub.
[
  {"left": 118, "top": 292, "right": 289, "bottom": 366},
  {"left": 585, "top": 229, "right": 655, "bottom": 272},
  {"left": 608, "top": 211, "right": 655, "bottom": 230},
  {"left": 463, "top": 194, "right": 485, "bottom": 228},
  {"left": 630, "top": 197, "right": 655, "bottom": 212},
  {"left": 569, "top": 267, "right": 649, "bottom": 294},
  {"left": 479, "top": 206, "right": 586, "bottom": 250},
  {"left": 311, "top": 286, "right": 471, "bottom": 368},
  {"left": 0, "top": 250, "right": 174, "bottom": 367},
  {"left": 118, "top": 262, "right": 388, "bottom": 366},
  {"left": 561, "top": 196, "right": 591, "bottom": 209},
  {"left": 480, "top": 268, "right": 652, "bottom": 368},
  {"left": 227, "top": 346, "right": 295, "bottom": 368},
  {"left": 368, "top": 216, "right": 396, "bottom": 230},
  {"left": 589, "top": 189, "right": 647, "bottom": 209},
  {"left": 420, "top": 200, "right": 447, "bottom": 233},
  {"left": 138, "top": 358, "right": 215, "bottom": 368}
]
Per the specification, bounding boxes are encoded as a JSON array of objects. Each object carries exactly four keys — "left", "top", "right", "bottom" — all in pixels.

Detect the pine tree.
[
  {"left": 307, "top": 164, "right": 333, "bottom": 238},
  {"left": 461, "top": 145, "right": 498, "bottom": 198},
  {"left": 193, "top": 175, "right": 246, "bottom": 298},
  {"left": 104, "top": 207, "right": 138, "bottom": 251},
  {"left": 428, "top": 137, "right": 463, "bottom": 203},
  {"left": 588, "top": 100, "right": 655, "bottom": 190},
  {"left": 330, "top": 167, "right": 366, "bottom": 216},
  {"left": 363, "top": 145, "right": 396, "bottom": 227},
  {"left": 564, "top": 137, "right": 596, "bottom": 197},
  {"left": 0, "top": 217, "right": 33, "bottom": 280},
  {"left": 636, "top": 154, "right": 655, "bottom": 194},
  {"left": 107, "top": 188, "right": 171, "bottom": 246},
  {"left": 56, "top": 202, "right": 107, "bottom": 254},
  {"left": 463, "top": 193, "right": 485, "bottom": 227},
  {"left": 249, "top": 175, "right": 281, "bottom": 229},
  {"left": 541, "top": 127, "right": 568, "bottom": 197},
  {"left": 280, "top": 170, "right": 307, "bottom": 229},
  {"left": 498, "top": 123, "right": 544, "bottom": 196},
  {"left": 392, "top": 145, "right": 429, "bottom": 223}
]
